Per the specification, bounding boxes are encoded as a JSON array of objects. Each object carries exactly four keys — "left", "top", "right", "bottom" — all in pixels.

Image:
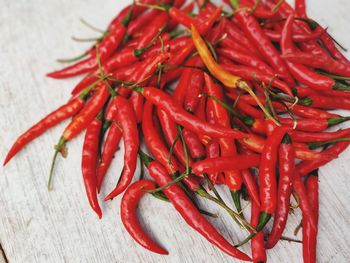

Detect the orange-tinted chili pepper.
[
  {"left": 121, "top": 180, "right": 168, "bottom": 255},
  {"left": 266, "top": 133, "right": 295, "bottom": 248},
  {"left": 81, "top": 112, "right": 103, "bottom": 218}
]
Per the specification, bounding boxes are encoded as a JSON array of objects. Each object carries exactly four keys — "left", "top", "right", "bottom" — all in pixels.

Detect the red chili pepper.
[
  {"left": 157, "top": 108, "right": 192, "bottom": 167},
  {"left": 218, "top": 48, "right": 275, "bottom": 76},
  {"left": 221, "top": 60, "right": 292, "bottom": 96},
  {"left": 242, "top": 169, "right": 261, "bottom": 207},
  {"left": 168, "top": 1, "right": 194, "bottom": 31},
  {"left": 81, "top": 112, "right": 103, "bottom": 218},
  {"left": 172, "top": 57, "right": 201, "bottom": 107},
  {"left": 121, "top": 180, "right": 168, "bottom": 255},
  {"left": 282, "top": 52, "right": 350, "bottom": 77},
  {"left": 303, "top": 173, "right": 319, "bottom": 263},
  {"left": 183, "top": 69, "right": 204, "bottom": 113},
  {"left": 264, "top": 28, "right": 325, "bottom": 42},
  {"left": 301, "top": 94, "right": 350, "bottom": 111},
  {"left": 96, "top": 122, "right": 122, "bottom": 192},
  {"left": 204, "top": 74, "right": 243, "bottom": 210},
  {"left": 280, "top": 15, "right": 345, "bottom": 92},
  {"left": 251, "top": 193, "right": 266, "bottom": 263},
  {"left": 140, "top": 155, "right": 252, "bottom": 261},
  {"left": 280, "top": 117, "right": 350, "bottom": 132},
  {"left": 127, "top": 9, "right": 160, "bottom": 35},
  {"left": 141, "top": 87, "right": 251, "bottom": 139},
  {"left": 220, "top": 35, "right": 261, "bottom": 61},
  {"left": 293, "top": 173, "right": 317, "bottom": 232},
  {"left": 142, "top": 101, "right": 179, "bottom": 174},
  {"left": 183, "top": 129, "right": 206, "bottom": 160},
  {"left": 168, "top": 5, "right": 222, "bottom": 35},
  {"left": 295, "top": 0, "right": 307, "bottom": 18},
  {"left": 291, "top": 128, "right": 350, "bottom": 143},
  {"left": 297, "top": 141, "right": 350, "bottom": 176},
  {"left": 294, "top": 85, "right": 350, "bottom": 100},
  {"left": 105, "top": 96, "right": 139, "bottom": 200},
  {"left": 205, "top": 141, "right": 222, "bottom": 184},
  {"left": 258, "top": 127, "right": 289, "bottom": 227},
  {"left": 265, "top": 133, "right": 295, "bottom": 248},
  {"left": 47, "top": 10, "right": 132, "bottom": 79},
  {"left": 191, "top": 154, "right": 260, "bottom": 175},
  {"left": 233, "top": 9, "right": 295, "bottom": 87},
  {"left": 3, "top": 91, "right": 88, "bottom": 165}
]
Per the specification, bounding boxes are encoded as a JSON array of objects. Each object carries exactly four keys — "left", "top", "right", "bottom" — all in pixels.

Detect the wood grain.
[{"left": 0, "top": 0, "right": 349, "bottom": 262}]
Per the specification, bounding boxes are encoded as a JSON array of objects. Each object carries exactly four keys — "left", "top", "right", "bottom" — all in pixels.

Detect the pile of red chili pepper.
[{"left": 4, "top": 0, "right": 350, "bottom": 261}]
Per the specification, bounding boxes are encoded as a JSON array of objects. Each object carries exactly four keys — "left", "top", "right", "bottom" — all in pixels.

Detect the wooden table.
[{"left": 1, "top": 0, "right": 349, "bottom": 262}]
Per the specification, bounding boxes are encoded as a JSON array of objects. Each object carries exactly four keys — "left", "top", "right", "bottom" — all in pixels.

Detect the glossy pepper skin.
[
  {"left": 47, "top": 10, "right": 132, "bottom": 79},
  {"left": 142, "top": 156, "right": 252, "bottom": 261},
  {"left": 234, "top": 10, "right": 295, "bottom": 87},
  {"left": 280, "top": 15, "right": 339, "bottom": 91},
  {"left": 81, "top": 113, "right": 103, "bottom": 218},
  {"left": 96, "top": 122, "right": 122, "bottom": 192},
  {"left": 4, "top": 95, "right": 85, "bottom": 166},
  {"left": 266, "top": 134, "right": 295, "bottom": 249},
  {"left": 105, "top": 96, "right": 139, "bottom": 200},
  {"left": 257, "top": 127, "right": 289, "bottom": 230},
  {"left": 303, "top": 173, "right": 319, "bottom": 263},
  {"left": 138, "top": 87, "right": 250, "bottom": 139},
  {"left": 121, "top": 180, "right": 168, "bottom": 255},
  {"left": 251, "top": 192, "right": 266, "bottom": 263},
  {"left": 191, "top": 155, "right": 261, "bottom": 175}
]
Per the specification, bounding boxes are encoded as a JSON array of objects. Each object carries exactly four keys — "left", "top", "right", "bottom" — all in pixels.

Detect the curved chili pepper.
[
  {"left": 280, "top": 117, "right": 350, "bottom": 132},
  {"left": 47, "top": 10, "right": 132, "bottom": 79},
  {"left": 96, "top": 122, "right": 122, "bottom": 192},
  {"left": 220, "top": 35, "right": 261, "bottom": 61},
  {"left": 4, "top": 91, "right": 87, "bottom": 166},
  {"left": 303, "top": 172, "right": 319, "bottom": 263},
  {"left": 218, "top": 48, "right": 275, "bottom": 76},
  {"left": 294, "top": 85, "right": 350, "bottom": 100},
  {"left": 282, "top": 52, "right": 350, "bottom": 77},
  {"left": 264, "top": 28, "right": 325, "bottom": 42},
  {"left": 81, "top": 112, "right": 103, "bottom": 218},
  {"left": 142, "top": 101, "right": 179, "bottom": 174},
  {"left": 121, "top": 180, "right": 168, "bottom": 255},
  {"left": 192, "top": 155, "right": 261, "bottom": 175},
  {"left": 140, "top": 155, "right": 251, "bottom": 261},
  {"left": 233, "top": 9, "right": 295, "bottom": 87},
  {"left": 280, "top": 15, "right": 343, "bottom": 92},
  {"left": 127, "top": 9, "right": 160, "bottom": 35},
  {"left": 293, "top": 173, "right": 317, "bottom": 232},
  {"left": 291, "top": 128, "right": 350, "bottom": 143},
  {"left": 105, "top": 96, "right": 139, "bottom": 200},
  {"left": 137, "top": 87, "right": 250, "bottom": 139},
  {"left": 297, "top": 141, "right": 350, "bottom": 176},
  {"left": 265, "top": 133, "right": 295, "bottom": 248}
]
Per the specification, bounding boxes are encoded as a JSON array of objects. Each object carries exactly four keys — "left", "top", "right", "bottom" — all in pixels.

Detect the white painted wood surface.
[{"left": 1, "top": 0, "right": 350, "bottom": 262}]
